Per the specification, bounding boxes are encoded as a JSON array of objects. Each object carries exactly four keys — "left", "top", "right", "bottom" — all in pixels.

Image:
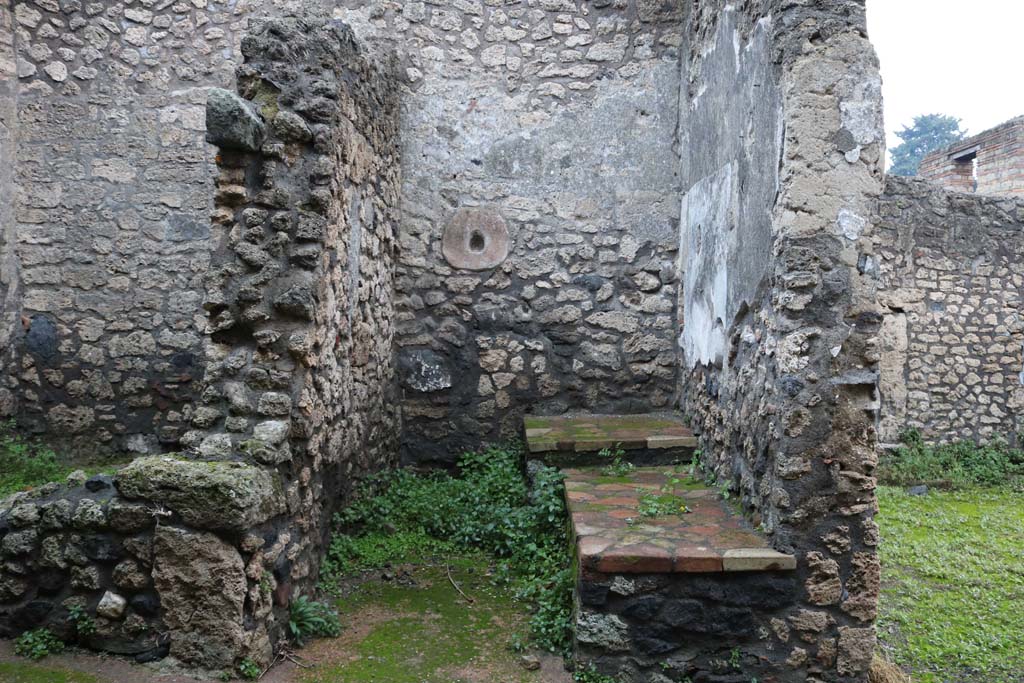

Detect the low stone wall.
[
  {"left": 876, "top": 175, "right": 1024, "bottom": 444},
  {"left": 0, "top": 15, "right": 401, "bottom": 672},
  {"left": 576, "top": 570, "right": 801, "bottom": 682},
  {"left": 564, "top": 465, "right": 802, "bottom": 682},
  {"left": 0, "top": 460, "right": 284, "bottom": 666}
]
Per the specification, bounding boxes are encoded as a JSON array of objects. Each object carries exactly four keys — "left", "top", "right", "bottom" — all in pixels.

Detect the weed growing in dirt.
[
  {"left": 66, "top": 605, "right": 96, "bottom": 642},
  {"left": 14, "top": 628, "right": 65, "bottom": 661},
  {"left": 237, "top": 658, "right": 261, "bottom": 680},
  {"left": 573, "top": 664, "right": 621, "bottom": 683},
  {"left": 0, "top": 422, "right": 66, "bottom": 497},
  {"left": 599, "top": 444, "right": 634, "bottom": 477},
  {"left": 878, "top": 429, "right": 1024, "bottom": 488},
  {"left": 321, "top": 442, "right": 574, "bottom": 654},
  {"left": 288, "top": 595, "right": 341, "bottom": 645}
]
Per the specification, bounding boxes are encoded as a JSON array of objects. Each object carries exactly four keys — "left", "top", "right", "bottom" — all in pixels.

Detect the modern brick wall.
[{"left": 919, "top": 116, "right": 1024, "bottom": 197}]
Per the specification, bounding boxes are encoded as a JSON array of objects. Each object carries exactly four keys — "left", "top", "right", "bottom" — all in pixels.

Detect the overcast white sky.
[{"left": 866, "top": 0, "right": 1024, "bottom": 160}]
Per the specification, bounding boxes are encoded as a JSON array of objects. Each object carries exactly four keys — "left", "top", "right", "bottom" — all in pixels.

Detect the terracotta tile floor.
[
  {"left": 525, "top": 413, "right": 697, "bottom": 453},
  {"left": 565, "top": 467, "right": 796, "bottom": 574}
]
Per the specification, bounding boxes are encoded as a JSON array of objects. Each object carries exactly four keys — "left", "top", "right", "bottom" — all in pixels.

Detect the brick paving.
[
  {"left": 524, "top": 413, "right": 697, "bottom": 453},
  {"left": 565, "top": 467, "right": 796, "bottom": 574}
]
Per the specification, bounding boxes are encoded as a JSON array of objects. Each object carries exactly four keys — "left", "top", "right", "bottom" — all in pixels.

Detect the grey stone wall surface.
[
  {"left": 0, "top": 0, "right": 900, "bottom": 678},
  {"left": 678, "top": 2, "right": 884, "bottom": 681},
  {"left": 330, "top": 0, "right": 686, "bottom": 465},
  {"left": 0, "top": 15, "right": 401, "bottom": 672},
  {"left": 1, "top": 0, "right": 259, "bottom": 456},
  {"left": 0, "top": 2, "right": 19, "bottom": 412},
  {"left": 876, "top": 175, "right": 1024, "bottom": 444}
]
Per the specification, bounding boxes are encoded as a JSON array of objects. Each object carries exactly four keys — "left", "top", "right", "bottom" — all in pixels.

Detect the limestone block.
[
  {"left": 153, "top": 527, "right": 246, "bottom": 668},
  {"left": 97, "top": 591, "right": 127, "bottom": 620},
  {"left": 575, "top": 611, "right": 630, "bottom": 652},
  {"left": 116, "top": 456, "right": 284, "bottom": 531}
]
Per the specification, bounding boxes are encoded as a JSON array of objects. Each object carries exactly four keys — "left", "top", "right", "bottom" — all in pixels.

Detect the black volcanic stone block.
[
  {"left": 621, "top": 594, "right": 664, "bottom": 620},
  {"left": 579, "top": 582, "right": 610, "bottom": 607},
  {"left": 660, "top": 598, "right": 704, "bottom": 628}
]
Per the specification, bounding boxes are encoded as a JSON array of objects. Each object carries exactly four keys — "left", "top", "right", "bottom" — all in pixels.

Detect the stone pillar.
[
  {"left": 678, "top": 1, "right": 885, "bottom": 680},
  {"left": 0, "top": 16, "right": 402, "bottom": 671}
]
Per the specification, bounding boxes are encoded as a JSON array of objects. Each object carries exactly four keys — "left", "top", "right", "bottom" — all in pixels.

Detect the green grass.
[
  {"left": 0, "top": 422, "right": 71, "bottom": 497},
  {"left": 304, "top": 558, "right": 543, "bottom": 683},
  {"left": 320, "top": 442, "right": 574, "bottom": 655},
  {"left": 877, "top": 485, "right": 1024, "bottom": 683},
  {"left": 878, "top": 429, "right": 1024, "bottom": 488},
  {"left": 0, "top": 421, "right": 126, "bottom": 498},
  {"left": 0, "top": 662, "right": 98, "bottom": 683}
]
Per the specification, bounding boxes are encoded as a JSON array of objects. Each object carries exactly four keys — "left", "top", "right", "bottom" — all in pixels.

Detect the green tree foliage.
[{"left": 889, "top": 114, "right": 967, "bottom": 176}]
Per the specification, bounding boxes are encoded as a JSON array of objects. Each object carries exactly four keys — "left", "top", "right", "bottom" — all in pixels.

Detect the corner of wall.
[
  {"left": 0, "top": 15, "right": 402, "bottom": 671},
  {"left": 679, "top": 1, "right": 885, "bottom": 680}
]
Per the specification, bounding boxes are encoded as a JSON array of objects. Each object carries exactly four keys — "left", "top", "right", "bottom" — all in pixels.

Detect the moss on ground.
[
  {"left": 302, "top": 556, "right": 547, "bottom": 683},
  {"left": 0, "top": 662, "right": 99, "bottom": 683},
  {"left": 877, "top": 485, "right": 1024, "bottom": 683}
]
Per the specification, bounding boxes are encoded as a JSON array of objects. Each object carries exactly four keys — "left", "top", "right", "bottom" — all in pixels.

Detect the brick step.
[
  {"left": 523, "top": 412, "right": 697, "bottom": 468},
  {"left": 564, "top": 466, "right": 799, "bottom": 680},
  {"left": 565, "top": 467, "right": 795, "bottom": 574}
]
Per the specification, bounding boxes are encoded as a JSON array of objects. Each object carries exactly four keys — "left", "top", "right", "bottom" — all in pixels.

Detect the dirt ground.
[{"left": 0, "top": 561, "right": 573, "bottom": 683}]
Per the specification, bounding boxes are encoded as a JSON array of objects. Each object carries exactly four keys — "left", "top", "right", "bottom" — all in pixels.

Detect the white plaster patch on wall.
[
  {"left": 680, "top": 162, "right": 736, "bottom": 369},
  {"left": 733, "top": 28, "right": 742, "bottom": 74},
  {"left": 839, "top": 76, "right": 883, "bottom": 146},
  {"left": 741, "top": 15, "right": 770, "bottom": 61},
  {"left": 837, "top": 208, "right": 866, "bottom": 241},
  {"left": 1019, "top": 343, "right": 1024, "bottom": 386}
]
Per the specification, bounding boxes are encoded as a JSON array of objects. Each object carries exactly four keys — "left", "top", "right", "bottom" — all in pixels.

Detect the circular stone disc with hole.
[{"left": 441, "top": 207, "right": 510, "bottom": 271}]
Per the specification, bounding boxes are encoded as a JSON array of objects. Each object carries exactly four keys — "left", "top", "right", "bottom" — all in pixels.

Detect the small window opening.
[{"left": 950, "top": 147, "right": 979, "bottom": 192}]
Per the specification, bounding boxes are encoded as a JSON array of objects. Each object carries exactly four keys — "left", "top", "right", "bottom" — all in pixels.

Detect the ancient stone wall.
[
  {"left": 919, "top": 116, "right": 1024, "bottom": 197},
  {"left": 331, "top": 0, "right": 685, "bottom": 465},
  {"left": 577, "top": 569, "right": 800, "bottom": 681},
  {"left": 188, "top": 10, "right": 402, "bottom": 598},
  {"left": 0, "top": 460, "right": 286, "bottom": 668},
  {"left": 0, "top": 0, "right": 256, "bottom": 455},
  {"left": 678, "top": 2, "right": 885, "bottom": 681},
  {"left": 876, "top": 175, "right": 1024, "bottom": 445},
  {"left": 0, "top": 16, "right": 401, "bottom": 673},
  {"left": 0, "top": 2, "right": 19, "bottom": 395}
]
